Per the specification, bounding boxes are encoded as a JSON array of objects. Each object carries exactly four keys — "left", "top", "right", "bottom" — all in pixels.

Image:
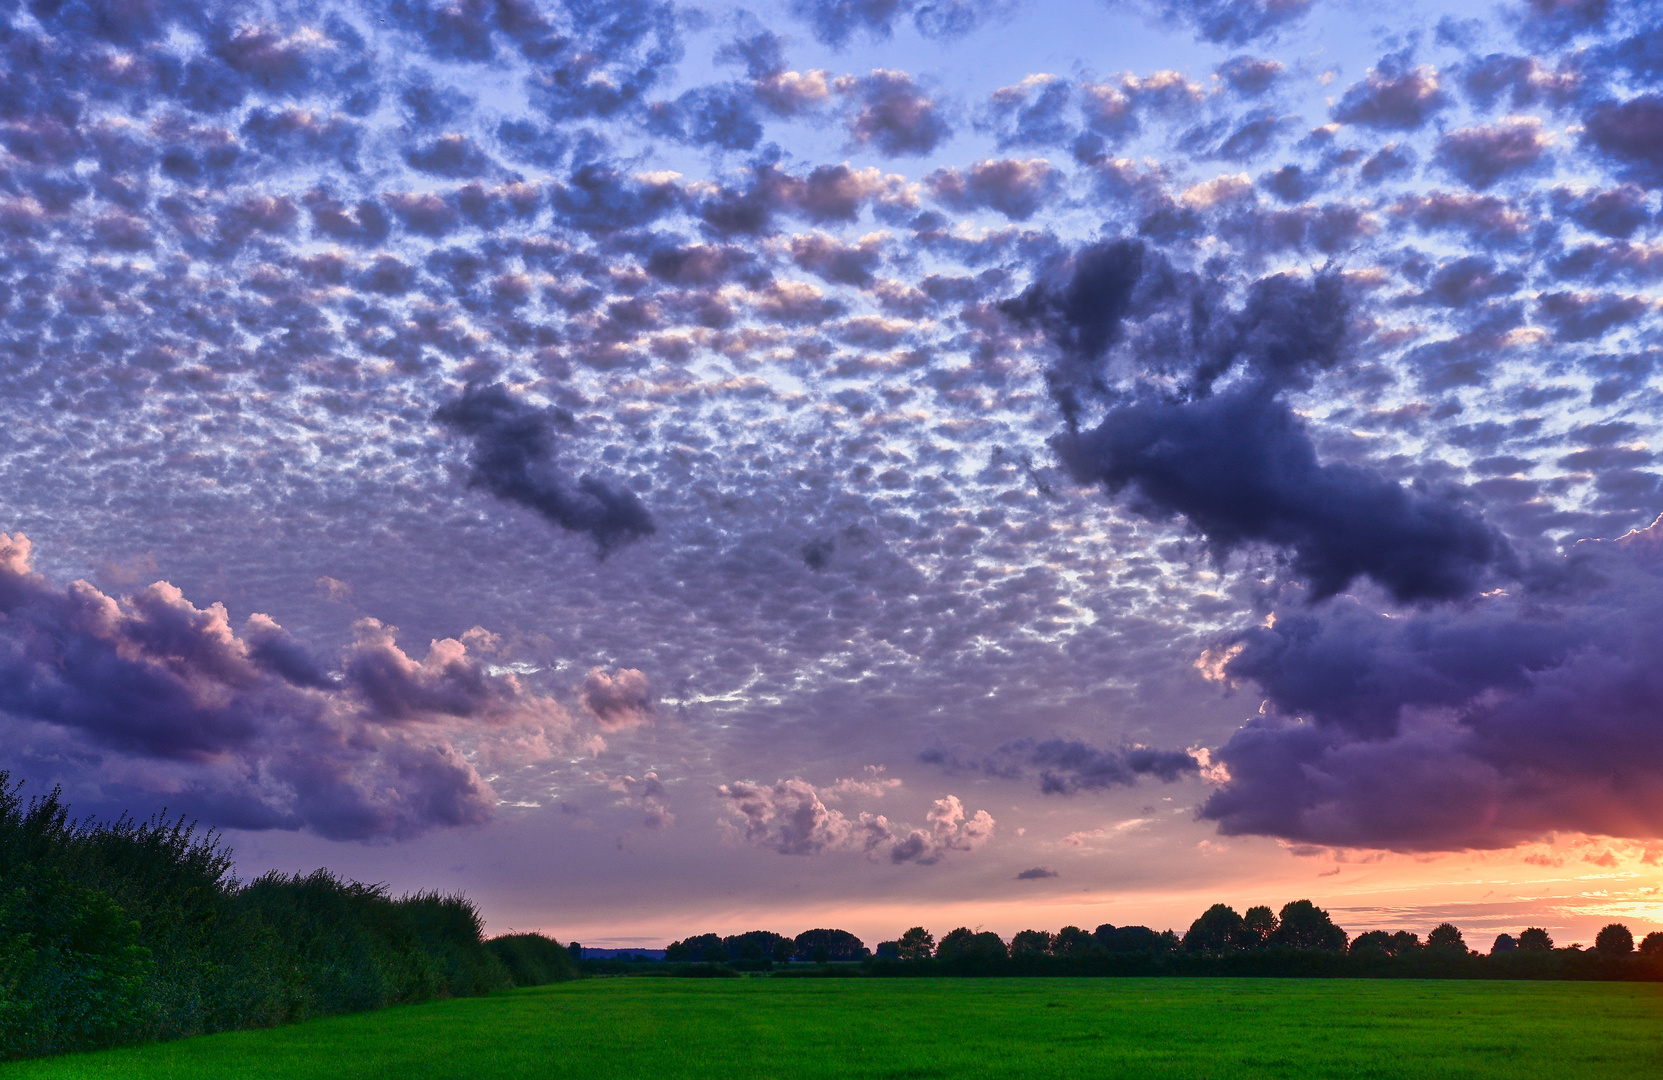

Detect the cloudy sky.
[{"left": 3, "top": 0, "right": 1663, "bottom": 949}]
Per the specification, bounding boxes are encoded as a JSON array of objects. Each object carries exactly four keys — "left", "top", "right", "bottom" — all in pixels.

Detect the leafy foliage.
[{"left": 0, "top": 775, "right": 542, "bottom": 1062}]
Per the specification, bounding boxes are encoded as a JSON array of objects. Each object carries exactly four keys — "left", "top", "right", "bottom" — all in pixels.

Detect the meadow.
[{"left": 5, "top": 977, "right": 1661, "bottom": 1080}]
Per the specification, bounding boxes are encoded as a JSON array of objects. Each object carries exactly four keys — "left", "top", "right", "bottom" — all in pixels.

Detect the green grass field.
[{"left": 6, "top": 977, "right": 1662, "bottom": 1080}]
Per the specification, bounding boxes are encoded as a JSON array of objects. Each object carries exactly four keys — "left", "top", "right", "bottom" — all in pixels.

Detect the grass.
[{"left": 6, "top": 977, "right": 1663, "bottom": 1080}]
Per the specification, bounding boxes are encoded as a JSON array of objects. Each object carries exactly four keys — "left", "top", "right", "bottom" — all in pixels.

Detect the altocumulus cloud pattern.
[{"left": 1, "top": 0, "right": 1663, "bottom": 888}]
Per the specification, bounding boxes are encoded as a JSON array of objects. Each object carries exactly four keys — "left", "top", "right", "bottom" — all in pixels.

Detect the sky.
[{"left": 2, "top": 0, "right": 1662, "bottom": 951}]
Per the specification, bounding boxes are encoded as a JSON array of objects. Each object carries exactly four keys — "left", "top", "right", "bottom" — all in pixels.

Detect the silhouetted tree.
[
  {"left": 793, "top": 928, "right": 866, "bottom": 961},
  {"left": 1185, "top": 904, "right": 1244, "bottom": 952},
  {"left": 1093, "top": 924, "right": 1172, "bottom": 953},
  {"left": 897, "top": 926, "right": 934, "bottom": 960},
  {"left": 1349, "top": 930, "right": 1393, "bottom": 956},
  {"left": 1595, "top": 923, "right": 1634, "bottom": 956},
  {"left": 1053, "top": 926, "right": 1095, "bottom": 956},
  {"left": 723, "top": 930, "right": 790, "bottom": 962},
  {"left": 1009, "top": 929, "right": 1052, "bottom": 956},
  {"left": 1426, "top": 923, "right": 1466, "bottom": 954},
  {"left": 1490, "top": 933, "right": 1517, "bottom": 954},
  {"left": 1391, "top": 931, "right": 1422, "bottom": 954},
  {"left": 936, "top": 928, "right": 1007, "bottom": 963},
  {"left": 875, "top": 941, "right": 900, "bottom": 960},
  {"left": 1270, "top": 900, "right": 1347, "bottom": 951},
  {"left": 1517, "top": 927, "right": 1554, "bottom": 951},
  {"left": 1239, "top": 905, "right": 1277, "bottom": 948},
  {"left": 567, "top": 941, "right": 582, "bottom": 961},
  {"left": 811, "top": 944, "right": 829, "bottom": 964},
  {"left": 1639, "top": 931, "right": 1663, "bottom": 957}
]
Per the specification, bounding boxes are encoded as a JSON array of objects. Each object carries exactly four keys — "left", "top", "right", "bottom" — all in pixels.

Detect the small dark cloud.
[
  {"left": 1217, "top": 55, "right": 1284, "bottom": 96},
  {"left": 1332, "top": 56, "right": 1449, "bottom": 131},
  {"left": 1016, "top": 866, "right": 1059, "bottom": 879},
  {"left": 1552, "top": 184, "right": 1651, "bottom": 239},
  {"left": 433, "top": 383, "right": 656, "bottom": 555},
  {"left": 843, "top": 70, "right": 952, "bottom": 156},
  {"left": 789, "top": 0, "right": 1001, "bottom": 48},
  {"left": 1434, "top": 120, "right": 1552, "bottom": 190},
  {"left": 928, "top": 159, "right": 1062, "bottom": 220},
  {"left": 1135, "top": 0, "right": 1314, "bottom": 46},
  {"left": 924, "top": 738, "right": 1199, "bottom": 793},
  {"left": 1581, "top": 95, "right": 1663, "bottom": 187}
]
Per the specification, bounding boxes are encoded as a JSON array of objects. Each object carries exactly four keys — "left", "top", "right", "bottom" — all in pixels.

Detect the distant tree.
[
  {"left": 1239, "top": 905, "right": 1277, "bottom": 948},
  {"left": 811, "top": 944, "right": 829, "bottom": 964},
  {"left": 1052, "top": 926, "right": 1095, "bottom": 956},
  {"left": 1185, "top": 904, "right": 1244, "bottom": 953},
  {"left": 897, "top": 926, "right": 934, "bottom": 960},
  {"left": 1271, "top": 901, "right": 1347, "bottom": 951},
  {"left": 664, "top": 941, "right": 690, "bottom": 962},
  {"left": 1390, "top": 931, "right": 1422, "bottom": 955},
  {"left": 1517, "top": 927, "right": 1554, "bottom": 951},
  {"left": 1159, "top": 929, "right": 1181, "bottom": 951},
  {"left": 772, "top": 935, "right": 795, "bottom": 963},
  {"left": 793, "top": 928, "right": 867, "bottom": 961},
  {"left": 567, "top": 941, "right": 582, "bottom": 961},
  {"left": 1426, "top": 923, "right": 1467, "bottom": 955},
  {"left": 1595, "top": 923, "right": 1634, "bottom": 957},
  {"left": 702, "top": 943, "right": 729, "bottom": 963},
  {"left": 1093, "top": 924, "right": 1170, "bottom": 953},
  {"left": 1009, "top": 929, "right": 1052, "bottom": 957},
  {"left": 1639, "top": 931, "right": 1663, "bottom": 957},
  {"left": 724, "top": 930, "right": 790, "bottom": 962},
  {"left": 875, "top": 941, "right": 901, "bottom": 960},
  {"left": 1349, "top": 930, "right": 1394, "bottom": 957},
  {"left": 1490, "top": 933, "right": 1517, "bottom": 954},
  {"left": 936, "top": 928, "right": 1007, "bottom": 963}
]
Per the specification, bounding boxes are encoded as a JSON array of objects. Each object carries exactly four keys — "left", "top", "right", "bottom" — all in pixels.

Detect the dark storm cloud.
[
  {"left": 1009, "top": 242, "right": 1512, "bottom": 602},
  {"left": 0, "top": 533, "right": 568, "bottom": 841},
  {"left": 1055, "top": 387, "right": 1512, "bottom": 602},
  {"left": 433, "top": 383, "right": 656, "bottom": 555},
  {"left": 843, "top": 69, "right": 953, "bottom": 156},
  {"left": 1199, "top": 521, "right": 1663, "bottom": 850}
]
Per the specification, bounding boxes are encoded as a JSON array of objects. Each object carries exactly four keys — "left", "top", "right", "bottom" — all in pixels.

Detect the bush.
[
  {"left": 0, "top": 775, "right": 514, "bottom": 1062},
  {"left": 486, "top": 933, "right": 579, "bottom": 986}
]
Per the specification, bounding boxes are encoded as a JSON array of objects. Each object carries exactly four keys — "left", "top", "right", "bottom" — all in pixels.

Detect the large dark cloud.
[
  {"left": 1008, "top": 242, "right": 1513, "bottom": 603},
  {"left": 0, "top": 533, "right": 570, "bottom": 840},
  {"left": 1199, "top": 522, "right": 1663, "bottom": 850},
  {"left": 433, "top": 383, "right": 656, "bottom": 555}
]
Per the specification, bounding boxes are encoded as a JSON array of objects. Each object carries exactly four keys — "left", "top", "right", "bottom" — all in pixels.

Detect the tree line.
[
  {"left": 0, "top": 776, "right": 575, "bottom": 1062},
  {"left": 650, "top": 898, "right": 1663, "bottom": 977}
]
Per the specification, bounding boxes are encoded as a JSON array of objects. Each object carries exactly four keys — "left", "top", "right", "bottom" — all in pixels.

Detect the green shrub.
[{"left": 486, "top": 933, "right": 579, "bottom": 986}]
